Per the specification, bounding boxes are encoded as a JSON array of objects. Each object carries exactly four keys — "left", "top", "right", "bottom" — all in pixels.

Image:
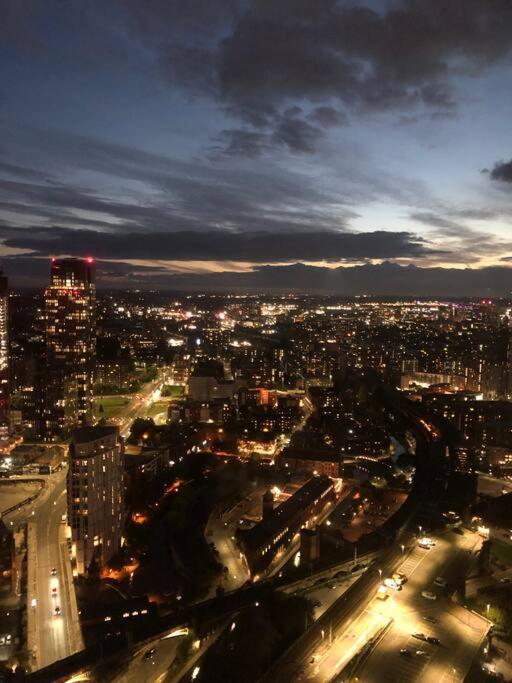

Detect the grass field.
[
  {"left": 94, "top": 395, "right": 130, "bottom": 419},
  {"left": 147, "top": 399, "right": 169, "bottom": 419},
  {"left": 163, "top": 384, "right": 185, "bottom": 397}
]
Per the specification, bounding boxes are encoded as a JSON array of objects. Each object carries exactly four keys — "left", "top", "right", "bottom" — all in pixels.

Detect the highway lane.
[
  {"left": 111, "top": 630, "right": 186, "bottom": 683},
  {"left": 341, "top": 530, "right": 489, "bottom": 683},
  {"left": 263, "top": 530, "right": 489, "bottom": 683},
  {"left": 4, "top": 468, "right": 84, "bottom": 670},
  {"left": 118, "top": 373, "right": 165, "bottom": 438}
]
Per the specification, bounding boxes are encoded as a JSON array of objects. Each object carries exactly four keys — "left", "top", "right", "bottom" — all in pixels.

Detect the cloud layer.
[{"left": 2, "top": 226, "right": 431, "bottom": 262}]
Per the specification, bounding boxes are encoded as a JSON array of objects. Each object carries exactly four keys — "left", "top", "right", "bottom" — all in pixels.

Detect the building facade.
[
  {"left": 44, "top": 258, "right": 96, "bottom": 439},
  {"left": 68, "top": 426, "right": 124, "bottom": 575},
  {"left": 0, "top": 272, "right": 8, "bottom": 436},
  {"left": 237, "top": 474, "right": 335, "bottom": 577}
]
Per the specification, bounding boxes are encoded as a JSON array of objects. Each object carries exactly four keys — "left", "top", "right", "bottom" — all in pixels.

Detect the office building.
[
  {"left": 68, "top": 426, "right": 124, "bottom": 576},
  {"left": 188, "top": 359, "right": 236, "bottom": 401},
  {"left": 0, "top": 271, "right": 8, "bottom": 436},
  {"left": 44, "top": 258, "right": 96, "bottom": 439}
]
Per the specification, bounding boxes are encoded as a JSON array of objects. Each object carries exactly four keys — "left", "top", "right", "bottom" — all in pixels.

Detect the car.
[
  {"left": 427, "top": 636, "right": 440, "bottom": 645},
  {"left": 421, "top": 591, "right": 437, "bottom": 601},
  {"left": 143, "top": 648, "right": 156, "bottom": 662},
  {"left": 499, "top": 577, "right": 511, "bottom": 583},
  {"left": 423, "top": 615, "right": 437, "bottom": 624},
  {"left": 418, "top": 537, "right": 434, "bottom": 549},
  {"left": 400, "top": 648, "right": 412, "bottom": 657},
  {"left": 434, "top": 577, "right": 448, "bottom": 588},
  {"left": 412, "top": 632, "right": 427, "bottom": 641},
  {"left": 415, "top": 650, "right": 429, "bottom": 657},
  {"left": 384, "top": 578, "right": 401, "bottom": 591},
  {"left": 54, "top": 606, "right": 61, "bottom": 616},
  {"left": 50, "top": 568, "right": 57, "bottom": 576}
]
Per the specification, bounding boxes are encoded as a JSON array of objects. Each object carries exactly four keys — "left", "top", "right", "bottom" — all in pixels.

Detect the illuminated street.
[
  {"left": 315, "top": 532, "right": 488, "bottom": 682},
  {"left": 117, "top": 371, "right": 165, "bottom": 438},
  {"left": 264, "top": 530, "right": 490, "bottom": 683},
  {"left": 5, "top": 468, "right": 84, "bottom": 670},
  {"left": 112, "top": 630, "right": 187, "bottom": 683}
]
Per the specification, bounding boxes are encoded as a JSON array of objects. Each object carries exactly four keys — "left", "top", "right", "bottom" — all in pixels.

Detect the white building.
[{"left": 68, "top": 426, "right": 124, "bottom": 575}]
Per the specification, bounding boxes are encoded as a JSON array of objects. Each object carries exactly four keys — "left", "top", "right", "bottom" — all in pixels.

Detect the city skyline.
[{"left": 1, "top": 1, "right": 512, "bottom": 293}]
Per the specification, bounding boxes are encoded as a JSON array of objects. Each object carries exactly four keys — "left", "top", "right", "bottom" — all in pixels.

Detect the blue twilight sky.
[{"left": 1, "top": 0, "right": 512, "bottom": 294}]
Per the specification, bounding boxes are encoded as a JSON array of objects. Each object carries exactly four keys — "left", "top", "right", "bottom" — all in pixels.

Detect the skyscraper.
[
  {"left": 68, "top": 426, "right": 125, "bottom": 575},
  {"left": 0, "top": 271, "right": 8, "bottom": 436},
  {"left": 44, "top": 258, "right": 96, "bottom": 439}
]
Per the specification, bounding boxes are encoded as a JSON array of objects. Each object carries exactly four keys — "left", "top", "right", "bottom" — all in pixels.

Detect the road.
[
  {"left": 118, "top": 374, "right": 165, "bottom": 437},
  {"left": 111, "top": 629, "right": 188, "bottom": 683},
  {"left": 205, "top": 510, "right": 250, "bottom": 597},
  {"left": 4, "top": 468, "right": 84, "bottom": 670},
  {"left": 307, "top": 531, "right": 488, "bottom": 683},
  {"left": 264, "top": 529, "right": 490, "bottom": 683},
  {"left": 477, "top": 473, "right": 512, "bottom": 498}
]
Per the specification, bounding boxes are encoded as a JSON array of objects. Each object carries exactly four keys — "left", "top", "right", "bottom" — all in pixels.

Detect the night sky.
[{"left": 1, "top": 0, "right": 512, "bottom": 295}]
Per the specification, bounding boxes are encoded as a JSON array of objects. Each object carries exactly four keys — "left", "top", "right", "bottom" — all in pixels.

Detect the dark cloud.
[
  {"left": 490, "top": 159, "right": 512, "bottom": 183},
  {"left": 3, "top": 1, "right": 512, "bottom": 158},
  {"left": 409, "top": 211, "right": 464, "bottom": 231},
  {"left": 172, "top": 261, "right": 511, "bottom": 297},
  {"left": 0, "top": 130, "right": 361, "bottom": 233},
  {"left": 212, "top": 129, "right": 269, "bottom": 158},
  {"left": 2, "top": 227, "right": 433, "bottom": 263},
  {"left": 271, "top": 116, "right": 324, "bottom": 154},
  {"left": 308, "top": 106, "right": 349, "bottom": 128},
  {"left": 118, "top": 0, "right": 512, "bottom": 153}
]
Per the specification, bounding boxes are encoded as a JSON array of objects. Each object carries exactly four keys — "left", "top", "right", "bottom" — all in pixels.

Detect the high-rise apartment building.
[
  {"left": 44, "top": 258, "right": 96, "bottom": 439},
  {"left": 68, "top": 426, "right": 124, "bottom": 575},
  {"left": 0, "top": 271, "right": 8, "bottom": 436}
]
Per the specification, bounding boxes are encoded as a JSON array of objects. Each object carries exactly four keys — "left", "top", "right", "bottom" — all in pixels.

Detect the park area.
[{"left": 93, "top": 395, "right": 130, "bottom": 420}]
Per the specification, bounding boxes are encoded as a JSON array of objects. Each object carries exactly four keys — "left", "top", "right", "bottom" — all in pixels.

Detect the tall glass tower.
[{"left": 44, "top": 258, "right": 96, "bottom": 440}]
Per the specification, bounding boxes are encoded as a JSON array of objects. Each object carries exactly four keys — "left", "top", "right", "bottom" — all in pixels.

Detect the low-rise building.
[
  {"left": 279, "top": 446, "right": 342, "bottom": 478},
  {"left": 237, "top": 474, "right": 335, "bottom": 577}
]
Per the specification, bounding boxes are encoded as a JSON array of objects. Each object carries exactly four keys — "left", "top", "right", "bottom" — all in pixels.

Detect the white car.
[
  {"left": 434, "top": 577, "right": 448, "bottom": 588},
  {"left": 384, "top": 578, "right": 401, "bottom": 591},
  {"left": 418, "top": 537, "right": 434, "bottom": 549},
  {"left": 421, "top": 590, "right": 437, "bottom": 601}
]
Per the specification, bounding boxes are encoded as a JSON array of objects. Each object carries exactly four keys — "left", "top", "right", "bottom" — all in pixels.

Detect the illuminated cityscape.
[{"left": 2, "top": 2, "right": 512, "bottom": 682}]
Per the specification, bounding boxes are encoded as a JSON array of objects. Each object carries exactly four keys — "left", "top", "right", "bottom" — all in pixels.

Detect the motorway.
[
  {"left": 352, "top": 530, "right": 489, "bottom": 683},
  {"left": 267, "top": 529, "right": 490, "bottom": 683},
  {"left": 4, "top": 468, "right": 84, "bottom": 670},
  {"left": 111, "top": 628, "right": 189, "bottom": 683}
]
